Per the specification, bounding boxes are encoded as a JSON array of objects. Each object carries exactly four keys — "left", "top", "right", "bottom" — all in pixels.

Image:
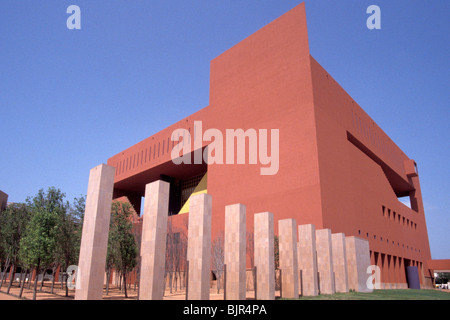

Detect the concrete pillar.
[
  {"left": 187, "top": 193, "right": 212, "bottom": 300},
  {"left": 139, "top": 180, "right": 170, "bottom": 300},
  {"left": 278, "top": 218, "right": 298, "bottom": 298},
  {"left": 331, "top": 233, "right": 349, "bottom": 293},
  {"left": 316, "top": 228, "right": 335, "bottom": 295},
  {"left": 254, "top": 212, "right": 275, "bottom": 300},
  {"left": 297, "top": 224, "right": 318, "bottom": 296},
  {"left": 345, "top": 236, "right": 372, "bottom": 292},
  {"left": 75, "top": 164, "right": 115, "bottom": 300},
  {"left": 224, "top": 203, "right": 246, "bottom": 300}
]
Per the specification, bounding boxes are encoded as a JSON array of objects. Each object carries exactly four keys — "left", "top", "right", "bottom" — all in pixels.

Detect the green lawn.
[{"left": 284, "top": 289, "right": 450, "bottom": 300}]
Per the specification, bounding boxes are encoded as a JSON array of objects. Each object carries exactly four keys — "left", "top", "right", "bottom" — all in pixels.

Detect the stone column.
[
  {"left": 297, "top": 224, "right": 318, "bottom": 296},
  {"left": 278, "top": 219, "right": 298, "bottom": 298},
  {"left": 345, "top": 236, "right": 372, "bottom": 292},
  {"left": 316, "top": 228, "right": 335, "bottom": 295},
  {"left": 331, "top": 233, "right": 349, "bottom": 293},
  {"left": 75, "top": 164, "right": 115, "bottom": 300},
  {"left": 224, "top": 203, "right": 246, "bottom": 300},
  {"left": 254, "top": 212, "right": 275, "bottom": 300},
  {"left": 139, "top": 180, "right": 170, "bottom": 300},
  {"left": 187, "top": 193, "right": 212, "bottom": 300}
]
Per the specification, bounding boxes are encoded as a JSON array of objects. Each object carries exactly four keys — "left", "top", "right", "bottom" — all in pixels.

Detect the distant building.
[
  {"left": 107, "top": 3, "right": 437, "bottom": 288},
  {"left": 0, "top": 190, "right": 8, "bottom": 212}
]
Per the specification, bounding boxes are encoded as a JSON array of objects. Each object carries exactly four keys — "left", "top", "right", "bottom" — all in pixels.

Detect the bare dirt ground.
[{"left": 0, "top": 282, "right": 263, "bottom": 300}]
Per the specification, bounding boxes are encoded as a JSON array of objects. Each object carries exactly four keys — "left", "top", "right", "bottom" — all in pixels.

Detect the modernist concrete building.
[{"left": 107, "top": 3, "right": 436, "bottom": 288}]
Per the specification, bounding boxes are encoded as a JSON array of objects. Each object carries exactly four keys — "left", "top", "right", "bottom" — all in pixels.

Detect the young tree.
[
  {"left": 19, "top": 207, "right": 59, "bottom": 299},
  {"left": 164, "top": 219, "right": 188, "bottom": 293},
  {"left": 55, "top": 196, "right": 85, "bottom": 296},
  {"left": 105, "top": 238, "right": 116, "bottom": 295},
  {"left": 274, "top": 235, "right": 279, "bottom": 270},
  {"left": 108, "top": 200, "right": 138, "bottom": 298},
  {"left": 246, "top": 231, "right": 255, "bottom": 291},
  {"left": 274, "top": 235, "right": 280, "bottom": 290},
  {"left": 0, "top": 203, "right": 30, "bottom": 292},
  {"left": 19, "top": 187, "right": 65, "bottom": 299},
  {"left": 436, "top": 272, "right": 450, "bottom": 285},
  {"left": 165, "top": 220, "right": 176, "bottom": 294},
  {"left": 211, "top": 232, "right": 225, "bottom": 294}
]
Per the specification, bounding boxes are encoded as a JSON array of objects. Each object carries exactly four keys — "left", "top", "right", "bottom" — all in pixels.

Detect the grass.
[{"left": 283, "top": 289, "right": 450, "bottom": 300}]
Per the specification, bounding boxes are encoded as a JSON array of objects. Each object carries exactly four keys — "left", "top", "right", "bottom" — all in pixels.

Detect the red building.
[{"left": 107, "top": 3, "right": 436, "bottom": 288}]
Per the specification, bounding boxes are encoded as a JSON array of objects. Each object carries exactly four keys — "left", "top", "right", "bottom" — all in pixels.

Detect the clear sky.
[{"left": 0, "top": 1, "right": 448, "bottom": 259}]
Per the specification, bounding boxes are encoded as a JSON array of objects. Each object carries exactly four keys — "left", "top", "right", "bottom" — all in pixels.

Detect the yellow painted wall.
[{"left": 178, "top": 173, "right": 207, "bottom": 214}]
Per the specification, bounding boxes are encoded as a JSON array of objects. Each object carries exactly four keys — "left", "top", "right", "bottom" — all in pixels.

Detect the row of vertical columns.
[
  {"left": 139, "top": 182, "right": 214, "bottom": 301},
  {"left": 296, "top": 226, "right": 372, "bottom": 296},
  {"left": 75, "top": 164, "right": 372, "bottom": 300}
]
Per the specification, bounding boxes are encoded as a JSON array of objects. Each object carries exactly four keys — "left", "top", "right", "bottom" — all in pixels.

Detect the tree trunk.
[
  {"left": 6, "top": 263, "right": 16, "bottom": 294},
  {"left": 0, "top": 257, "right": 10, "bottom": 289},
  {"left": 19, "top": 269, "right": 28, "bottom": 298},
  {"left": 50, "top": 266, "right": 56, "bottom": 294},
  {"left": 28, "top": 269, "right": 33, "bottom": 288},
  {"left": 39, "top": 270, "right": 45, "bottom": 292},
  {"left": 174, "top": 272, "right": 178, "bottom": 292},
  {"left": 216, "top": 271, "right": 222, "bottom": 294},
  {"left": 17, "top": 267, "right": 23, "bottom": 288},
  {"left": 105, "top": 268, "right": 110, "bottom": 295},
  {"left": 163, "top": 273, "right": 167, "bottom": 296},
  {"left": 64, "top": 272, "right": 69, "bottom": 297},
  {"left": 33, "top": 264, "right": 40, "bottom": 300},
  {"left": 123, "top": 271, "right": 128, "bottom": 298}
]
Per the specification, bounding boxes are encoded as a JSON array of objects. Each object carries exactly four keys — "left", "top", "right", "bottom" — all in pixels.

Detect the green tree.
[
  {"left": 55, "top": 195, "right": 85, "bottom": 296},
  {"left": 436, "top": 272, "right": 450, "bottom": 285},
  {"left": 108, "top": 201, "right": 138, "bottom": 298},
  {"left": 274, "top": 235, "right": 280, "bottom": 291},
  {"left": 19, "top": 187, "right": 65, "bottom": 300},
  {"left": 19, "top": 207, "right": 59, "bottom": 299},
  {"left": 211, "top": 232, "right": 224, "bottom": 294},
  {"left": 0, "top": 203, "right": 30, "bottom": 292},
  {"left": 274, "top": 235, "right": 279, "bottom": 270},
  {"left": 105, "top": 235, "right": 116, "bottom": 296},
  {"left": 27, "top": 187, "right": 66, "bottom": 215}
]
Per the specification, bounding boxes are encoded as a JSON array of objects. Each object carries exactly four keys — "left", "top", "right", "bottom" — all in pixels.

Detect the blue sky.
[{"left": 0, "top": 1, "right": 448, "bottom": 259}]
